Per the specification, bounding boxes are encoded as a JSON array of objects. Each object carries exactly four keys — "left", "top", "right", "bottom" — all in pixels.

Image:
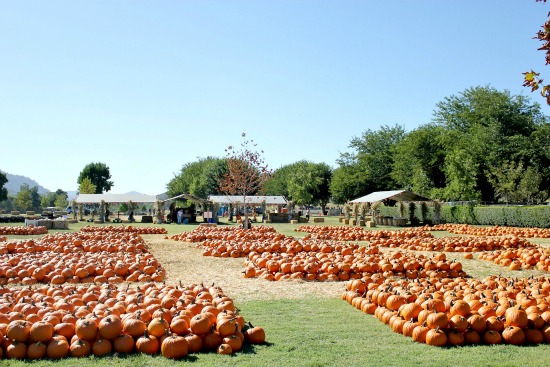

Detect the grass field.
[{"left": 2, "top": 217, "right": 550, "bottom": 366}]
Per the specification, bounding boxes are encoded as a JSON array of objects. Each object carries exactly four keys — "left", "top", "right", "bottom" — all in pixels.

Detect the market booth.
[
  {"left": 348, "top": 190, "right": 432, "bottom": 226},
  {"left": 208, "top": 195, "right": 289, "bottom": 223},
  {"left": 75, "top": 193, "right": 158, "bottom": 223}
]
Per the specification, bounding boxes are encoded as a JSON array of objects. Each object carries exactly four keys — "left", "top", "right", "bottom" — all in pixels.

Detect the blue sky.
[{"left": 1, "top": 1, "right": 548, "bottom": 195}]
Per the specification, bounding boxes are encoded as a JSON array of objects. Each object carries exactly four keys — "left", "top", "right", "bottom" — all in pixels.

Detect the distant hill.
[{"left": 1, "top": 171, "right": 50, "bottom": 195}]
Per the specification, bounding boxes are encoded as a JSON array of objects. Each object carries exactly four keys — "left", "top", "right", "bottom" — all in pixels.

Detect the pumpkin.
[
  {"left": 70, "top": 339, "right": 92, "bottom": 357},
  {"left": 190, "top": 314, "right": 212, "bottom": 335},
  {"left": 27, "top": 341, "right": 47, "bottom": 359},
  {"left": 92, "top": 338, "right": 113, "bottom": 356},
  {"left": 6, "top": 341, "right": 27, "bottom": 359},
  {"left": 99, "top": 315, "right": 123, "bottom": 340},
  {"left": 425, "top": 327, "right": 447, "bottom": 347},
  {"left": 30, "top": 321, "right": 54, "bottom": 342},
  {"left": 47, "top": 338, "right": 70, "bottom": 359},
  {"left": 75, "top": 318, "right": 98, "bottom": 341},
  {"left": 123, "top": 315, "right": 147, "bottom": 338},
  {"left": 113, "top": 334, "right": 135, "bottom": 353},
  {"left": 184, "top": 333, "right": 203, "bottom": 353},
  {"left": 217, "top": 343, "right": 233, "bottom": 355},
  {"left": 6, "top": 320, "right": 30, "bottom": 342},
  {"left": 161, "top": 335, "right": 188, "bottom": 359},
  {"left": 147, "top": 316, "right": 169, "bottom": 338},
  {"left": 136, "top": 330, "right": 159, "bottom": 355},
  {"left": 502, "top": 326, "right": 525, "bottom": 345}
]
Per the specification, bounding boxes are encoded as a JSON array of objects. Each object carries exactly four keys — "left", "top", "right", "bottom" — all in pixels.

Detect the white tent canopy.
[
  {"left": 348, "top": 190, "right": 431, "bottom": 204},
  {"left": 75, "top": 193, "right": 158, "bottom": 204},
  {"left": 208, "top": 195, "right": 287, "bottom": 205}
]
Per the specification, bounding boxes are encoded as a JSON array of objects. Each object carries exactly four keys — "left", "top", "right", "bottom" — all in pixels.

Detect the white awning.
[
  {"left": 75, "top": 193, "right": 158, "bottom": 204},
  {"left": 349, "top": 190, "right": 431, "bottom": 203},
  {"left": 208, "top": 195, "right": 287, "bottom": 205}
]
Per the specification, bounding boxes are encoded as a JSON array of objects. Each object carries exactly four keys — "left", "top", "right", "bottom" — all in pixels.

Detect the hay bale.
[
  {"left": 290, "top": 220, "right": 298, "bottom": 224},
  {"left": 366, "top": 221, "right": 376, "bottom": 228},
  {"left": 26, "top": 211, "right": 35, "bottom": 216},
  {"left": 11, "top": 211, "right": 20, "bottom": 216},
  {"left": 313, "top": 218, "right": 325, "bottom": 223}
]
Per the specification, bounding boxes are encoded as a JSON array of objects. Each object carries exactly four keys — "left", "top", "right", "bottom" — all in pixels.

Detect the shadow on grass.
[{"left": 240, "top": 341, "right": 274, "bottom": 355}]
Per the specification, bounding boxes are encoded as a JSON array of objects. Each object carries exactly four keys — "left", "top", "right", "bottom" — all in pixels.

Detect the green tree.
[
  {"left": 40, "top": 192, "right": 57, "bottom": 208},
  {"left": 517, "top": 166, "right": 547, "bottom": 204},
  {"left": 15, "top": 184, "right": 33, "bottom": 211},
  {"left": 0, "top": 171, "right": 7, "bottom": 202},
  {"left": 523, "top": 1, "right": 550, "bottom": 104},
  {"left": 329, "top": 165, "right": 369, "bottom": 204},
  {"left": 78, "top": 177, "right": 97, "bottom": 195},
  {"left": 77, "top": 162, "right": 113, "bottom": 194},
  {"left": 432, "top": 85, "right": 549, "bottom": 201},
  {"left": 486, "top": 161, "right": 524, "bottom": 205},
  {"left": 167, "top": 157, "right": 227, "bottom": 199},
  {"left": 443, "top": 148, "right": 480, "bottom": 202},
  {"left": 334, "top": 124, "right": 405, "bottom": 201},
  {"left": 265, "top": 161, "right": 332, "bottom": 211},
  {"left": 391, "top": 125, "right": 446, "bottom": 197}
]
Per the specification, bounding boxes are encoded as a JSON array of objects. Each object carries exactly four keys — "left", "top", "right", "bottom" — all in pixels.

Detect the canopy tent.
[
  {"left": 75, "top": 193, "right": 158, "bottom": 204},
  {"left": 348, "top": 190, "right": 431, "bottom": 204},
  {"left": 158, "top": 193, "right": 209, "bottom": 204},
  {"left": 208, "top": 195, "right": 287, "bottom": 205}
]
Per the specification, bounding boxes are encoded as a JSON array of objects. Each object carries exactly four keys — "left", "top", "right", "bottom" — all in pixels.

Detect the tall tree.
[
  {"left": 266, "top": 161, "right": 332, "bottom": 212},
  {"left": 517, "top": 166, "right": 546, "bottom": 204},
  {"left": 0, "top": 171, "right": 7, "bottom": 202},
  {"left": 333, "top": 124, "right": 405, "bottom": 202},
  {"left": 219, "top": 133, "right": 271, "bottom": 228},
  {"left": 78, "top": 177, "right": 97, "bottom": 195},
  {"left": 77, "top": 162, "right": 113, "bottom": 194},
  {"left": 166, "top": 157, "right": 227, "bottom": 200},
  {"left": 432, "top": 85, "right": 549, "bottom": 201}
]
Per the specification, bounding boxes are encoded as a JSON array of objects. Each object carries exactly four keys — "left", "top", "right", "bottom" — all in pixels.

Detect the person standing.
[
  {"left": 306, "top": 208, "right": 311, "bottom": 221},
  {"left": 177, "top": 209, "right": 183, "bottom": 224}
]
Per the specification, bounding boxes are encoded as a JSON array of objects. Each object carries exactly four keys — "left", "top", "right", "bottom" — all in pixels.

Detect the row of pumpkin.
[
  {"left": 0, "top": 282, "right": 265, "bottom": 359},
  {"left": 343, "top": 274, "right": 550, "bottom": 346}
]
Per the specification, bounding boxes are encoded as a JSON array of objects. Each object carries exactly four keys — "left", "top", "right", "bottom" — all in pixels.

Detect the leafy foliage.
[
  {"left": 77, "top": 162, "right": 113, "bottom": 194},
  {"left": 167, "top": 157, "right": 227, "bottom": 200},
  {"left": 14, "top": 183, "right": 40, "bottom": 211},
  {"left": 265, "top": 161, "right": 332, "bottom": 210}
]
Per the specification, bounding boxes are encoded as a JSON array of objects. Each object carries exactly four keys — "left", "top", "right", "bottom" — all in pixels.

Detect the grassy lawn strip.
[{"left": 5, "top": 297, "right": 550, "bottom": 367}]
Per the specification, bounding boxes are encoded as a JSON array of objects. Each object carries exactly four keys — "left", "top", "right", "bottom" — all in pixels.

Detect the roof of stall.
[
  {"left": 348, "top": 190, "right": 431, "bottom": 203},
  {"left": 75, "top": 193, "right": 158, "bottom": 204},
  {"left": 208, "top": 195, "right": 287, "bottom": 205}
]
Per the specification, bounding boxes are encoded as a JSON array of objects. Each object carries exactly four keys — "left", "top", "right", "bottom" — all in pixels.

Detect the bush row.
[{"left": 378, "top": 205, "right": 550, "bottom": 228}]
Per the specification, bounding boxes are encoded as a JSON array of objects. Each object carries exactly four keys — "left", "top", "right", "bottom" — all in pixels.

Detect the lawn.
[{"left": 2, "top": 216, "right": 550, "bottom": 366}]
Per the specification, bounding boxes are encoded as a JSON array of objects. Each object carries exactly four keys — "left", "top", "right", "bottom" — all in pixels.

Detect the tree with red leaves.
[
  {"left": 219, "top": 133, "right": 271, "bottom": 229},
  {"left": 523, "top": 0, "right": 550, "bottom": 104}
]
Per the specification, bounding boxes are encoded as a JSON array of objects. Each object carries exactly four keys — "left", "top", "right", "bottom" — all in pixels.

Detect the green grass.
[{"left": 3, "top": 297, "right": 550, "bottom": 367}]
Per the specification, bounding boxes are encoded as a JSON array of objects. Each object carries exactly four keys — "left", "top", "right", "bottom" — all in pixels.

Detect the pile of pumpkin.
[
  {"left": 343, "top": 275, "right": 550, "bottom": 346},
  {"left": 427, "top": 224, "right": 550, "bottom": 238},
  {"left": 245, "top": 246, "right": 466, "bottom": 282},
  {"left": 171, "top": 225, "right": 280, "bottom": 243},
  {"left": 0, "top": 232, "right": 165, "bottom": 285},
  {"left": 296, "top": 225, "right": 432, "bottom": 242},
  {"left": 0, "top": 282, "right": 265, "bottom": 359},
  {"left": 0, "top": 236, "right": 5, "bottom": 243},
  {"left": 0, "top": 226, "right": 48, "bottom": 235},
  {"left": 478, "top": 247, "right": 550, "bottom": 271},
  {"left": 372, "top": 235, "right": 534, "bottom": 253},
  {"left": 81, "top": 225, "right": 167, "bottom": 235}
]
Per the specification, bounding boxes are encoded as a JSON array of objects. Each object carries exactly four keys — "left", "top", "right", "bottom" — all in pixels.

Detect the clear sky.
[{"left": 1, "top": 1, "right": 549, "bottom": 195}]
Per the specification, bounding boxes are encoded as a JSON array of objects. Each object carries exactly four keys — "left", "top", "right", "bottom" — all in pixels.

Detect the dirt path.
[{"left": 144, "top": 235, "right": 345, "bottom": 303}]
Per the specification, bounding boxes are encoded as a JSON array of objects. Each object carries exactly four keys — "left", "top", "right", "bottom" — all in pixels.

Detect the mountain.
[{"left": 1, "top": 171, "right": 50, "bottom": 195}]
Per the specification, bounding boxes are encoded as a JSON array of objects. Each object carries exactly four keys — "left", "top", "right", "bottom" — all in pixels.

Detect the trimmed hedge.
[{"left": 378, "top": 204, "right": 550, "bottom": 228}]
